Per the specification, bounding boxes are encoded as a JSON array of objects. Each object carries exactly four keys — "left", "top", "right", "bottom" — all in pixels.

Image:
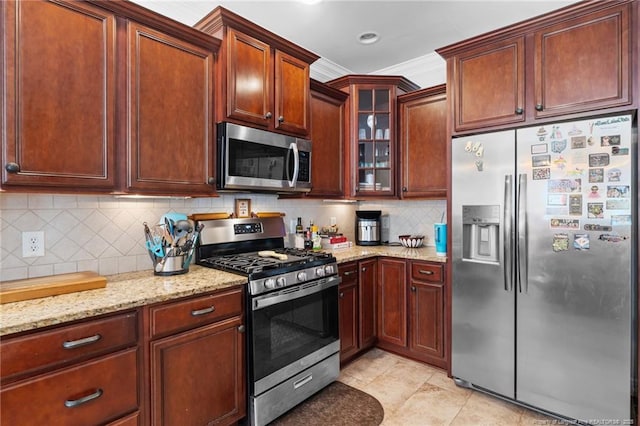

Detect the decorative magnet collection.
[{"left": 528, "top": 116, "right": 632, "bottom": 252}]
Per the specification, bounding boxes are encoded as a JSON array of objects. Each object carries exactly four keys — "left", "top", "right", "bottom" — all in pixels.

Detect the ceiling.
[{"left": 131, "top": 0, "right": 576, "bottom": 86}]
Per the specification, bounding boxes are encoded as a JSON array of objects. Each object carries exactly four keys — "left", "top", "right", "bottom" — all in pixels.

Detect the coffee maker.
[{"left": 355, "top": 210, "right": 381, "bottom": 246}]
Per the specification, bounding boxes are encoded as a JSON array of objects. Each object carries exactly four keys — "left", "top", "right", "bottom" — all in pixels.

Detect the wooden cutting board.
[
  {"left": 0, "top": 271, "right": 107, "bottom": 304},
  {"left": 188, "top": 212, "right": 232, "bottom": 221}
]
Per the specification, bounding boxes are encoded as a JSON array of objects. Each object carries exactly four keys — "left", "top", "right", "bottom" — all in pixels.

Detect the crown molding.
[
  {"left": 310, "top": 57, "right": 353, "bottom": 83},
  {"left": 371, "top": 52, "right": 446, "bottom": 89}
]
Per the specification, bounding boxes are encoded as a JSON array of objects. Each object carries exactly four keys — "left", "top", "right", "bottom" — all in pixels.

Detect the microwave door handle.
[{"left": 288, "top": 142, "right": 299, "bottom": 187}]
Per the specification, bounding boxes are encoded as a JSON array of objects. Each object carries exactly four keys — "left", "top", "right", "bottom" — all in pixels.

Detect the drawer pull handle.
[
  {"left": 191, "top": 306, "right": 215, "bottom": 316},
  {"left": 419, "top": 269, "right": 434, "bottom": 275},
  {"left": 62, "top": 334, "right": 101, "bottom": 349},
  {"left": 64, "top": 388, "right": 103, "bottom": 408},
  {"left": 293, "top": 374, "right": 313, "bottom": 389},
  {"left": 343, "top": 271, "right": 355, "bottom": 276}
]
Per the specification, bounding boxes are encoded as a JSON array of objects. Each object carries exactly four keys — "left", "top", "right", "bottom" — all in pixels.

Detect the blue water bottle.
[{"left": 434, "top": 223, "right": 447, "bottom": 256}]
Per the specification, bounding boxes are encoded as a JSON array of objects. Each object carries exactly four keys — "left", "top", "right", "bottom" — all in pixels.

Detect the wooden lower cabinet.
[
  {"left": 376, "top": 258, "right": 447, "bottom": 368},
  {"left": 409, "top": 261, "right": 446, "bottom": 368},
  {"left": 146, "top": 287, "right": 246, "bottom": 426},
  {"left": 338, "top": 259, "right": 377, "bottom": 364},
  {"left": 377, "top": 258, "right": 408, "bottom": 347},
  {"left": 338, "top": 261, "right": 359, "bottom": 362},
  {"left": 0, "top": 311, "right": 140, "bottom": 425},
  {"left": 358, "top": 258, "right": 377, "bottom": 349}
]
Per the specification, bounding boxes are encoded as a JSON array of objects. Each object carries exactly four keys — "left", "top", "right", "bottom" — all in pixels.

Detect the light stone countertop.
[{"left": 0, "top": 246, "right": 445, "bottom": 337}]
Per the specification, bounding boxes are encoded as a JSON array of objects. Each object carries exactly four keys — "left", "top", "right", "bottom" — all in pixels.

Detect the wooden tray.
[{"left": 0, "top": 271, "right": 107, "bottom": 304}]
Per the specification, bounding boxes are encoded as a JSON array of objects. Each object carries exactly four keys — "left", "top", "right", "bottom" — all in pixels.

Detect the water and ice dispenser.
[{"left": 461, "top": 205, "right": 500, "bottom": 264}]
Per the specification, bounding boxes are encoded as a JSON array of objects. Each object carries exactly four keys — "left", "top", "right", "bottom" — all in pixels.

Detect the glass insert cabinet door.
[{"left": 357, "top": 88, "right": 392, "bottom": 193}]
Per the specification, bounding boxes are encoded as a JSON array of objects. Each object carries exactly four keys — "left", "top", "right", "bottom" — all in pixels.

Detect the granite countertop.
[{"left": 0, "top": 246, "right": 445, "bottom": 337}]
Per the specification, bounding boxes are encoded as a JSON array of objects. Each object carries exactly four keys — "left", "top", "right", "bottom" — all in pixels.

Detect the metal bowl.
[{"left": 399, "top": 235, "right": 424, "bottom": 248}]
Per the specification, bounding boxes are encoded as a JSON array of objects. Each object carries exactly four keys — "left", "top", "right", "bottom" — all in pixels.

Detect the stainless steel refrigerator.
[{"left": 451, "top": 114, "right": 636, "bottom": 423}]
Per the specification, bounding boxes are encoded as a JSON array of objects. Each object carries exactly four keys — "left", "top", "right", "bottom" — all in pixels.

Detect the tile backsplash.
[{"left": 0, "top": 193, "right": 445, "bottom": 281}]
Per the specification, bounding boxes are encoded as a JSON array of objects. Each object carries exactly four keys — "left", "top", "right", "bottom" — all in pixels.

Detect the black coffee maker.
[{"left": 355, "top": 210, "right": 381, "bottom": 246}]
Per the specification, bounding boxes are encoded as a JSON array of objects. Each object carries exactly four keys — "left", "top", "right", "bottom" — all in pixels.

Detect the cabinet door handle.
[
  {"left": 411, "top": 286, "right": 416, "bottom": 292},
  {"left": 5, "top": 162, "right": 20, "bottom": 173},
  {"left": 65, "top": 388, "right": 103, "bottom": 408},
  {"left": 402, "top": 187, "right": 407, "bottom": 192},
  {"left": 238, "top": 325, "right": 245, "bottom": 333},
  {"left": 278, "top": 116, "right": 284, "bottom": 123},
  {"left": 339, "top": 292, "right": 344, "bottom": 298},
  {"left": 515, "top": 107, "right": 524, "bottom": 115},
  {"left": 418, "top": 269, "right": 434, "bottom": 275},
  {"left": 62, "top": 334, "right": 102, "bottom": 349},
  {"left": 361, "top": 267, "right": 367, "bottom": 272},
  {"left": 191, "top": 306, "right": 215, "bottom": 316},
  {"left": 535, "top": 104, "right": 543, "bottom": 111},
  {"left": 207, "top": 176, "right": 215, "bottom": 185},
  {"left": 265, "top": 112, "right": 273, "bottom": 119}
]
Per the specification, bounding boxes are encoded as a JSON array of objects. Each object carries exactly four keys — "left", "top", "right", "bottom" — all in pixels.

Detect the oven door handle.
[{"left": 252, "top": 275, "right": 341, "bottom": 311}]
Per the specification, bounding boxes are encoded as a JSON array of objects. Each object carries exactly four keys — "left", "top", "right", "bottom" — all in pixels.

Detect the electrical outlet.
[
  {"left": 330, "top": 217, "right": 337, "bottom": 226},
  {"left": 22, "top": 231, "right": 45, "bottom": 257}
]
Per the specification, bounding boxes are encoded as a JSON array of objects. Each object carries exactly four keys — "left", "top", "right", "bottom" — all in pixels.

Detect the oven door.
[{"left": 249, "top": 275, "right": 340, "bottom": 396}]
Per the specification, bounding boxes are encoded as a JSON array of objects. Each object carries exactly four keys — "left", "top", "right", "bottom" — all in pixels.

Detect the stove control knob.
[
  {"left": 324, "top": 265, "right": 335, "bottom": 275},
  {"left": 264, "top": 278, "right": 276, "bottom": 289},
  {"left": 297, "top": 271, "right": 307, "bottom": 282},
  {"left": 276, "top": 277, "right": 286, "bottom": 287},
  {"left": 315, "top": 267, "right": 325, "bottom": 277}
]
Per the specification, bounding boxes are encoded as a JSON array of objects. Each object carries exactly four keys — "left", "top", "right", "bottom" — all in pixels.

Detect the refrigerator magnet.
[
  {"left": 571, "top": 136, "right": 586, "bottom": 149},
  {"left": 551, "top": 139, "right": 567, "bottom": 153},
  {"left": 587, "top": 203, "right": 604, "bottom": 219},
  {"left": 588, "top": 168, "right": 604, "bottom": 183},
  {"left": 584, "top": 224, "right": 612, "bottom": 232},
  {"left": 598, "top": 233, "right": 629, "bottom": 243},
  {"left": 532, "top": 155, "right": 551, "bottom": 167},
  {"left": 589, "top": 153, "right": 610, "bottom": 167},
  {"left": 550, "top": 218, "right": 579, "bottom": 229},
  {"left": 611, "top": 146, "right": 629, "bottom": 156},
  {"left": 607, "top": 168, "right": 622, "bottom": 182},
  {"left": 533, "top": 168, "right": 550, "bottom": 180},
  {"left": 569, "top": 195, "right": 582, "bottom": 215},
  {"left": 573, "top": 234, "right": 590, "bottom": 250},
  {"left": 600, "top": 135, "right": 620, "bottom": 146},
  {"left": 552, "top": 234, "right": 569, "bottom": 252},
  {"left": 531, "top": 143, "right": 547, "bottom": 154}
]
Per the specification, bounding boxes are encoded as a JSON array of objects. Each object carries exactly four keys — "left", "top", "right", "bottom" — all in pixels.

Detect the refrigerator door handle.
[
  {"left": 504, "top": 175, "right": 513, "bottom": 292},
  {"left": 517, "top": 173, "right": 528, "bottom": 293}
]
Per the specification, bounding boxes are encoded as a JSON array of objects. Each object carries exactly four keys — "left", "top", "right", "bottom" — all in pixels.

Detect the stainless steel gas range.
[{"left": 195, "top": 217, "right": 340, "bottom": 426}]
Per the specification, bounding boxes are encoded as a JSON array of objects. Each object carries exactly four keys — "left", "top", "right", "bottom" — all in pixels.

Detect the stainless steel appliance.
[
  {"left": 356, "top": 210, "right": 381, "bottom": 246},
  {"left": 195, "top": 217, "right": 340, "bottom": 426},
  {"left": 216, "top": 122, "right": 312, "bottom": 193},
  {"left": 451, "top": 114, "right": 636, "bottom": 423}
]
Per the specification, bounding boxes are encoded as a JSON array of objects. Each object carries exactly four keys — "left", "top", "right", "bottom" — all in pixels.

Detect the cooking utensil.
[
  {"left": 258, "top": 250, "right": 288, "bottom": 261},
  {"left": 182, "top": 223, "right": 204, "bottom": 269}
]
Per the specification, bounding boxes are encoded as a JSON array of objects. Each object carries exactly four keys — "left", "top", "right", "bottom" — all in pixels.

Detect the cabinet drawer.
[
  {"left": 149, "top": 287, "right": 243, "bottom": 338},
  {"left": 1, "top": 311, "right": 138, "bottom": 383},
  {"left": 339, "top": 262, "right": 358, "bottom": 286},
  {"left": 1, "top": 348, "right": 138, "bottom": 426},
  {"left": 411, "top": 262, "right": 443, "bottom": 283}
]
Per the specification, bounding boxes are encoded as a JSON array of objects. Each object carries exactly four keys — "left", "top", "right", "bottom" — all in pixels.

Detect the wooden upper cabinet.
[
  {"left": 308, "top": 80, "right": 348, "bottom": 198},
  {"left": 450, "top": 36, "right": 525, "bottom": 132},
  {"left": 195, "top": 6, "right": 319, "bottom": 137},
  {"left": 327, "top": 75, "right": 419, "bottom": 199},
  {"left": 533, "top": 3, "right": 632, "bottom": 118},
  {"left": 275, "top": 50, "right": 311, "bottom": 135},
  {"left": 438, "top": 0, "right": 636, "bottom": 134},
  {"left": 398, "top": 84, "right": 448, "bottom": 199},
  {"left": 1, "top": 0, "right": 116, "bottom": 189},
  {"left": 226, "top": 28, "right": 271, "bottom": 127},
  {"left": 125, "top": 21, "right": 215, "bottom": 195}
]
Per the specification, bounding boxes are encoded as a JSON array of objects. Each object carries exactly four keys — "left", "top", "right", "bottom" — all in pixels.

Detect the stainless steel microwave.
[{"left": 216, "top": 122, "right": 312, "bottom": 193}]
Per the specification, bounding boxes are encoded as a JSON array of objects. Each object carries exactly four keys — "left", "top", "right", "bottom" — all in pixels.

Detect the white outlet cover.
[{"left": 22, "top": 231, "right": 45, "bottom": 257}]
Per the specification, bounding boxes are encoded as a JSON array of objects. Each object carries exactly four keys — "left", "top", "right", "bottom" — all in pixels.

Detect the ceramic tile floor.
[{"left": 338, "top": 348, "right": 558, "bottom": 426}]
